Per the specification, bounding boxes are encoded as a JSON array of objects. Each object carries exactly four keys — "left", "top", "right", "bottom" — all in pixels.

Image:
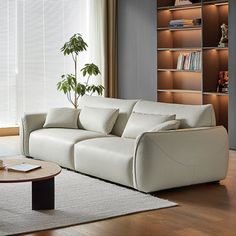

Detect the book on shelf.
[
  {"left": 7, "top": 163, "right": 41, "bottom": 172},
  {"left": 169, "top": 18, "right": 201, "bottom": 28},
  {"left": 177, "top": 51, "right": 202, "bottom": 71}
]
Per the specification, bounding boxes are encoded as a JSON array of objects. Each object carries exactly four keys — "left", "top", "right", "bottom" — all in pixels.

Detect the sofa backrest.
[
  {"left": 79, "top": 95, "right": 138, "bottom": 136},
  {"left": 133, "top": 100, "right": 216, "bottom": 128}
]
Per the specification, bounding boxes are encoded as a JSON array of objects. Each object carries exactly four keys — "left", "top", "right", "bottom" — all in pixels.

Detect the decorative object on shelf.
[
  {"left": 175, "top": 0, "right": 192, "bottom": 6},
  {"left": 169, "top": 18, "right": 201, "bottom": 28},
  {"left": 217, "top": 71, "right": 229, "bottom": 93},
  {"left": 57, "top": 33, "right": 104, "bottom": 109},
  {"left": 218, "top": 23, "right": 228, "bottom": 48}
]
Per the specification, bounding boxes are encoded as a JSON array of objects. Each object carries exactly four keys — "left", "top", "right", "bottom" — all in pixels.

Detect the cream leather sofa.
[{"left": 20, "top": 95, "right": 229, "bottom": 193}]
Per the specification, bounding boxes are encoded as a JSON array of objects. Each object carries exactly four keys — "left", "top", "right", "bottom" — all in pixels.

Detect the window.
[{"left": 0, "top": 0, "right": 104, "bottom": 127}]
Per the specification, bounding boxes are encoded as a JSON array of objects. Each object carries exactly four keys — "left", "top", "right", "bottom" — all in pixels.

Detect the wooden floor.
[{"left": 25, "top": 151, "right": 236, "bottom": 236}]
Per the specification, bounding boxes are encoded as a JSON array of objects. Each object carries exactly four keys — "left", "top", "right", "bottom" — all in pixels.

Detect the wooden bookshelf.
[{"left": 157, "top": 0, "right": 229, "bottom": 128}]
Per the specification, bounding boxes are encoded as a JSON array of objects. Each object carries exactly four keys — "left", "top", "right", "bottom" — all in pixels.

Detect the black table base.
[{"left": 32, "top": 177, "right": 54, "bottom": 210}]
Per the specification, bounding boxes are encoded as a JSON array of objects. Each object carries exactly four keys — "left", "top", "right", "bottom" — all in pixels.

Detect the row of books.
[
  {"left": 169, "top": 18, "right": 201, "bottom": 28},
  {"left": 176, "top": 52, "right": 202, "bottom": 71}
]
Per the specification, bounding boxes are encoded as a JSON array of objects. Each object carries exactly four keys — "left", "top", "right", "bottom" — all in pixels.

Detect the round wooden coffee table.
[{"left": 0, "top": 158, "right": 61, "bottom": 210}]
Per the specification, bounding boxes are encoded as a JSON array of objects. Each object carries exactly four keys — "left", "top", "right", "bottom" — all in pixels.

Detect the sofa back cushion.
[
  {"left": 78, "top": 95, "right": 138, "bottom": 136},
  {"left": 122, "top": 113, "right": 176, "bottom": 139},
  {"left": 78, "top": 106, "right": 119, "bottom": 134},
  {"left": 133, "top": 100, "right": 216, "bottom": 128}
]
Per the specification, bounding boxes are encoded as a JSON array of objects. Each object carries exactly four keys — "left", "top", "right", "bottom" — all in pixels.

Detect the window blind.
[
  {"left": 0, "top": 0, "right": 17, "bottom": 126},
  {"left": 0, "top": 0, "right": 104, "bottom": 127}
]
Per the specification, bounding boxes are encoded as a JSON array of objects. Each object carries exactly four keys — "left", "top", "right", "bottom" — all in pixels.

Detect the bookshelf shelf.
[
  {"left": 203, "top": 0, "right": 228, "bottom": 6},
  {"left": 158, "top": 89, "right": 201, "bottom": 94},
  {"left": 157, "top": 26, "right": 201, "bottom": 31},
  {"left": 158, "top": 69, "right": 201, "bottom": 73},
  {"left": 158, "top": 48, "right": 202, "bottom": 51},
  {"left": 203, "top": 47, "right": 228, "bottom": 50},
  {"left": 157, "top": 0, "right": 229, "bottom": 128},
  {"left": 203, "top": 92, "right": 229, "bottom": 96}
]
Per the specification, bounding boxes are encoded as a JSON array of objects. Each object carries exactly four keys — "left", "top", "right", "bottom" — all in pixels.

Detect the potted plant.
[{"left": 57, "top": 33, "right": 104, "bottom": 109}]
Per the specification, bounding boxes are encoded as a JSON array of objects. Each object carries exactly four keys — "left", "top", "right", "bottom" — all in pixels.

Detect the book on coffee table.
[{"left": 7, "top": 163, "right": 41, "bottom": 172}]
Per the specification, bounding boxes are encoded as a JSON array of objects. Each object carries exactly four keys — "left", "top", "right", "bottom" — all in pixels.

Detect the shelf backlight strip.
[{"left": 214, "top": 3, "right": 228, "bottom": 6}]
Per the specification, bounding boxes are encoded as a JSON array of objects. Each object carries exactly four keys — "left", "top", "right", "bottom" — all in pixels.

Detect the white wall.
[{"left": 229, "top": 0, "right": 236, "bottom": 149}]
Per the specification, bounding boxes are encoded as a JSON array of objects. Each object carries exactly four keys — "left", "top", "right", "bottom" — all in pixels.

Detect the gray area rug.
[{"left": 0, "top": 168, "right": 177, "bottom": 236}]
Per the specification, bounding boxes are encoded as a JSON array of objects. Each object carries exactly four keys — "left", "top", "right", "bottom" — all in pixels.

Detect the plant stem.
[
  {"left": 86, "top": 75, "right": 91, "bottom": 86},
  {"left": 72, "top": 53, "right": 75, "bottom": 63},
  {"left": 74, "top": 54, "right": 78, "bottom": 109},
  {"left": 67, "top": 92, "right": 75, "bottom": 107}
]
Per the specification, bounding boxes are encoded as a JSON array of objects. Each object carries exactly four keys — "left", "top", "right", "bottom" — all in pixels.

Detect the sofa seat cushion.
[
  {"left": 29, "top": 128, "right": 106, "bottom": 169},
  {"left": 74, "top": 137, "right": 135, "bottom": 187}
]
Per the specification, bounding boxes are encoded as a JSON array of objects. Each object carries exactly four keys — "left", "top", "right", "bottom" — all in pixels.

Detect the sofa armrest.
[
  {"left": 20, "top": 113, "right": 47, "bottom": 156},
  {"left": 133, "top": 126, "right": 229, "bottom": 193}
]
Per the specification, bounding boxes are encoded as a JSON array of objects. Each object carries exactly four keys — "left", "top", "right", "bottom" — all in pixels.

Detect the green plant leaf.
[
  {"left": 86, "top": 84, "right": 104, "bottom": 95},
  {"left": 60, "top": 33, "right": 88, "bottom": 56},
  {"left": 57, "top": 74, "right": 77, "bottom": 93},
  {"left": 81, "top": 63, "right": 101, "bottom": 77},
  {"left": 76, "top": 83, "right": 86, "bottom": 96}
]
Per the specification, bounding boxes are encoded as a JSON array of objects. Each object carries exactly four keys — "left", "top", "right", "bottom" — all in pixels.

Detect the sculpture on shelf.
[
  {"left": 217, "top": 71, "right": 229, "bottom": 93},
  {"left": 218, "top": 23, "right": 228, "bottom": 48}
]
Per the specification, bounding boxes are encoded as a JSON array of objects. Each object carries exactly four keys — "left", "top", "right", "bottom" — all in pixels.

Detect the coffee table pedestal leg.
[{"left": 32, "top": 177, "right": 54, "bottom": 210}]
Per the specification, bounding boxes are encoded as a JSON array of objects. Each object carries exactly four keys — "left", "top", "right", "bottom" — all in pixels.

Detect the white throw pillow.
[
  {"left": 122, "top": 112, "right": 176, "bottom": 139},
  {"left": 78, "top": 106, "right": 119, "bottom": 134},
  {"left": 150, "top": 120, "right": 180, "bottom": 132},
  {"left": 43, "top": 108, "right": 80, "bottom": 129}
]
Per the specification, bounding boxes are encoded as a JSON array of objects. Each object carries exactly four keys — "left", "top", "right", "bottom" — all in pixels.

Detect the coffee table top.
[{"left": 0, "top": 158, "right": 61, "bottom": 183}]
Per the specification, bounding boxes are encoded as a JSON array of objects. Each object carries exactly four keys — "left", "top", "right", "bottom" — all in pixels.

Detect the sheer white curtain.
[
  {"left": 87, "top": 0, "right": 106, "bottom": 87},
  {"left": 0, "top": 0, "right": 105, "bottom": 127}
]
